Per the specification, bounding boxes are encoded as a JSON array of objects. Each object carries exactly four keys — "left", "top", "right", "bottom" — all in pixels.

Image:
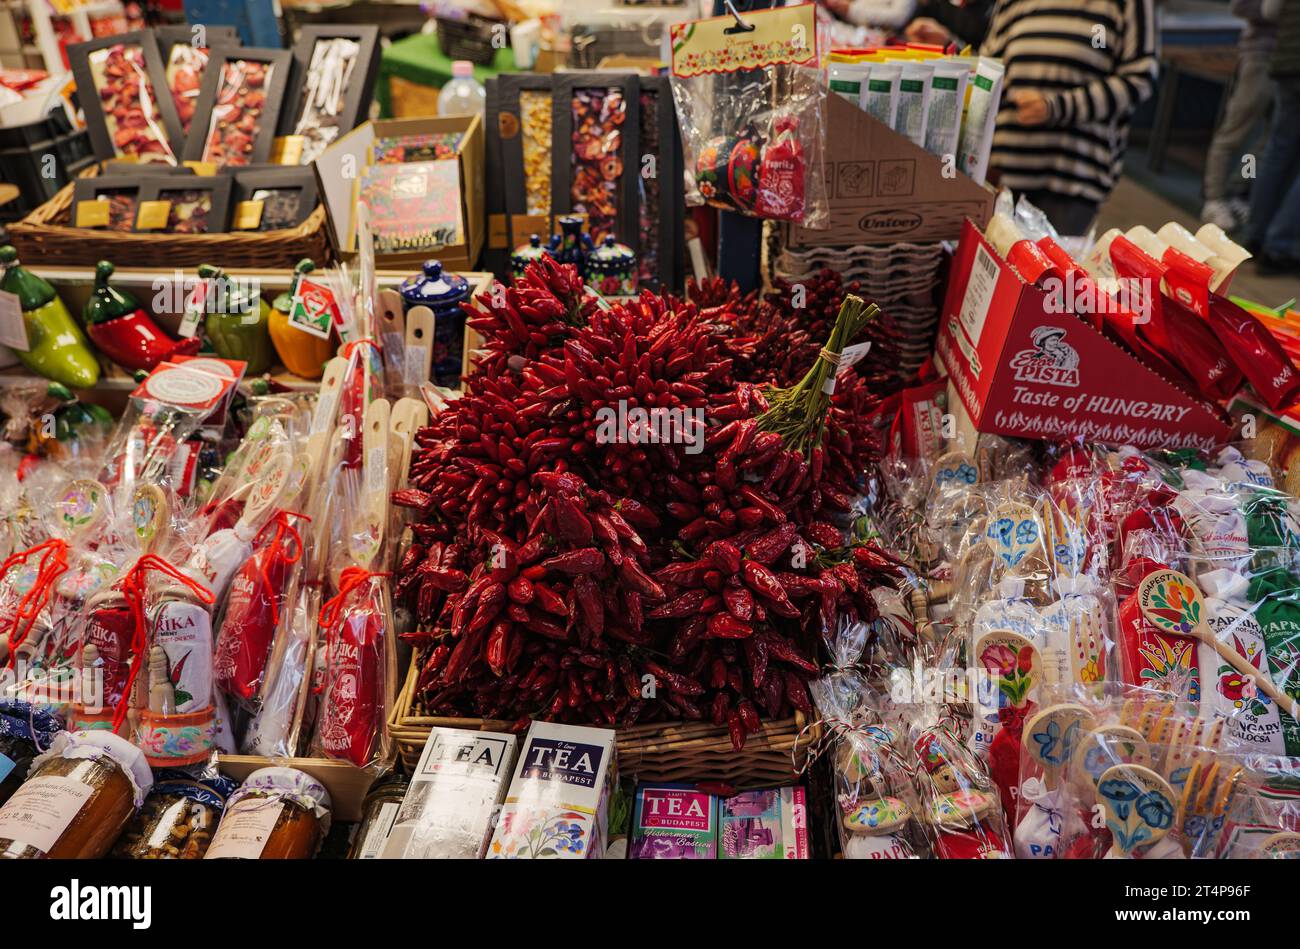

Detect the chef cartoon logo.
[{"left": 1009, "top": 326, "right": 1080, "bottom": 388}]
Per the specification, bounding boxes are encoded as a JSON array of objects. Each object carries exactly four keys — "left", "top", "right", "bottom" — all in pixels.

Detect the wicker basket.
[
  {"left": 389, "top": 653, "right": 818, "bottom": 788},
  {"left": 7, "top": 173, "right": 333, "bottom": 269}
]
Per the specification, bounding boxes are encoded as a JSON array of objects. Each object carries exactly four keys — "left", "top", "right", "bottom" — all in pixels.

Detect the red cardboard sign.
[{"left": 936, "top": 219, "right": 1233, "bottom": 450}]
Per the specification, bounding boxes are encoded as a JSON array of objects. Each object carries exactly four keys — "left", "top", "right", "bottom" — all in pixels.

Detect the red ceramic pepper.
[{"left": 84, "top": 260, "right": 200, "bottom": 372}]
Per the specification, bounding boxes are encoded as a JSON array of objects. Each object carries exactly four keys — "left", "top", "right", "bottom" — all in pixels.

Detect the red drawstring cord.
[
  {"left": 253, "top": 510, "right": 309, "bottom": 625},
  {"left": 1, "top": 538, "right": 69, "bottom": 669},
  {"left": 314, "top": 566, "right": 388, "bottom": 695},
  {"left": 112, "top": 554, "right": 214, "bottom": 735}
]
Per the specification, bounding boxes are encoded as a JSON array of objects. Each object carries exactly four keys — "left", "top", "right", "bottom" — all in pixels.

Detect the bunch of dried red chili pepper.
[{"left": 393, "top": 259, "right": 902, "bottom": 749}]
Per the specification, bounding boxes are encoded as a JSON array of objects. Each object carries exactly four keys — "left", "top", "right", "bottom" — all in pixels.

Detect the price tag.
[
  {"left": 837, "top": 341, "right": 872, "bottom": 377},
  {"left": 74, "top": 200, "right": 110, "bottom": 228},
  {"left": 184, "top": 161, "right": 218, "bottom": 176},
  {"left": 0, "top": 290, "right": 29, "bottom": 351},
  {"left": 233, "top": 200, "right": 264, "bottom": 230},
  {"left": 135, "top": 200, "right": 172, "bottom": 231},
  {"left": 272, "top": 135, "right": 305, "bottom": 165},
  {"left": 178, "top": 280, "right": 208, "bottom": 338}
]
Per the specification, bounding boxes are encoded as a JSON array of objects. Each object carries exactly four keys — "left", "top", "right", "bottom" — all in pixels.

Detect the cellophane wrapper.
[{"left": 670, "top": 60, "right": 828, "bottom": 226}]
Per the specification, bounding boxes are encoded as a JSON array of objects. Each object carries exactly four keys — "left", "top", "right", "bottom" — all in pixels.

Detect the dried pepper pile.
[{"left": 393, "top": 259, "right": 902, "bottom": 748}]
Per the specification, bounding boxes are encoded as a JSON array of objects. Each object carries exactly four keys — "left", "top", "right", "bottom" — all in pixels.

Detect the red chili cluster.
[
  {"left": 693, "top": 268, "right": 907, "bottom": 394},
  {"left": 394, "top": 258, "right": 902, "bottom": 748}
]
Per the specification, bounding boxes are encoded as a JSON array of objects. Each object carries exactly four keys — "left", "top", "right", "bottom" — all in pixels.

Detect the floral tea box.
[
  {"left": 488, "top": 722, "right": 617, "bottom": 859},
  {"left": 630, "top": 783, "right": 718, "bottom": 858},
  {"left": 719, "top": 786, "right": 809, "bottom": 859},
  {"left": 381, "top": 727, "right": 518, "bottom": 859}
]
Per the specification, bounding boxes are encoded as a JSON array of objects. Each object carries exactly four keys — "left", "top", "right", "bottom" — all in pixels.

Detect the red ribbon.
[
  {"left": 318, "top": 566, "right": 389, "bottom": 633},
  {"left": 1, "top": 538, "right": 69, "bottom": 669},
  {"left": 113, "top": 554, "right": 215, "bottom": 735},
  {"left": 314, "top": 566, "right": 388, "bottom": 697},
  {"left": 253, "top": 510, "right": 309, "bottom": 625}
]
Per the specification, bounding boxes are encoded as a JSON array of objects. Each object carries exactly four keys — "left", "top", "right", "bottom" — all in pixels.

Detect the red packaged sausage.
[
  {"left": 1205, "top": 295, "right": 1300, "bottom": 411},
  {"left": 314, "top": 566, "right": 389, "bottom": 768},
  {"left": 213, "top": 511, "right": 306, "bottom": 705}
]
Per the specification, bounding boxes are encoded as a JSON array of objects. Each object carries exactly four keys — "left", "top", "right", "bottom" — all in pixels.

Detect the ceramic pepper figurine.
[
  {"left": 269, "top": 259, "right": 334, "bottom": 380},
  {"left": 0, "top": 245, "right": 99, "bottom": 389},
  {"left": 199, "top": 263, "right": 273, "bottom": 374},
  {"left": 84, "top": 261, "right": 201, "bottom": 373}
]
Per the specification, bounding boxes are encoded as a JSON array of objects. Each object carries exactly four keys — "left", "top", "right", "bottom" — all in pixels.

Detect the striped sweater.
[{"left": 980, "top": 0, "right": 1160, "bottom": 204}]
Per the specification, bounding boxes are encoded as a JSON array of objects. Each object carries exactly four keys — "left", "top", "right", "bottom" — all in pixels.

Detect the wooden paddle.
[
  {"left": 1072, "top": 724, "right": 1150, "bottom": 791},
  {"left": 984, "top": 501, "right": 1043, "bottom": 572},
  {"left": 1096, "top": 763, "right": 1178, "bottom": 858},
  {"left": 1137, "top": 569, "right": 1300, "bottom": 719}
]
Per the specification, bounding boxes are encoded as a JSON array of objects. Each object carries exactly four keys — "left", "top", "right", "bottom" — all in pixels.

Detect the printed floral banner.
[{"left": 670, "top": 3, "right": 818, "bottom": 78}]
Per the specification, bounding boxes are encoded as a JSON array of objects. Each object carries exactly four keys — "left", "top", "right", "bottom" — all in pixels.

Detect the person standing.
[
  {"left": 1201, "top": 0, "right": 1278, "bottom": 231},
  {"left": 1246, "top": 0, "right": 1300, "bottom": 273},
  {"left": 980, "top": 0, "right": 1159, "bottom": 236},
  {"left": 904, "top": 0, "right": 995, "bottom": 47}
]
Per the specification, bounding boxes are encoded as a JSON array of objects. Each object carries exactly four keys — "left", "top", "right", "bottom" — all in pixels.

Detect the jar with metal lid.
[
  {"left": 398, "top": 260, "right": 470, "bottom": 389},
  {"left": 586, "top": 235, "right": 638, "bottom": 297},
  {"left": 204, "top": 767, "right": 332, "bottom": 860},
  {"left": 348, "top": 772, "right": 409, "bottom": 859},
  {"left": 0, "top": 701, "right": 63, "bottom": 808},
  {"left": 0, "top": 730, "right": 153, "bottom": 859},
  {"left": 114, "top": 770, "right": 238, "bottom": 859}
]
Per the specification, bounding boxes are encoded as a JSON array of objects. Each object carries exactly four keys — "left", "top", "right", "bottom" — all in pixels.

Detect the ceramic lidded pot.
[
  {"left": 586, "top": 235, "right": 638, "bottom": 297},
  {"left": 398, "top": 260, "right": 470, "bottom": 388},
  {"left": 550, "top": 215, "right": 594, "bottom": 273},
  {"left": 511, "top": 234, "right": 552, "bottom": 281}
]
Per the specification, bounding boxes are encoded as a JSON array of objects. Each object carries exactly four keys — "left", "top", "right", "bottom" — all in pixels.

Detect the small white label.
[
  {"left": 178, "top": 283, "right": 207, "bottom": 338},
  {"left": 958, "top": 243, "right": 1000, "bottom": 347},
  {"left": 0, "top": 291, "right": 29, "bottom": 352},
  {"left": 837, "top": 341, "right": 872, "bottom": 377},
  {"left": 204, "top": 797, "right": 284, "bottom": 859},
  {"left": 311, "top": 386, "right": 340, "bottom": 435},
  {"left": 357, "top": 802, "right": 400, "bottom": 859},
  {"left": 0, "top": 775, "right": 90, "bottom": 853},
  {"left": 405, "top": 345, "right": 428, "bottom": 386}
]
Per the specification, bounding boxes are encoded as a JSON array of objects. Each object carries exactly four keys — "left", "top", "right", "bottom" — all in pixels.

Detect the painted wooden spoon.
[
  {"left": 1096, "top": 763, "right": 1178, "bottom": 858},
  {"left": 1137, "top": 569, "right": 1300, "bottom": 719}
]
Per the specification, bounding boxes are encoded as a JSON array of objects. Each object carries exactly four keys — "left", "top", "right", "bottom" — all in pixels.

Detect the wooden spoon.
[
  {"left": 1023, "top": 703, "right": 1094, "bottom": 791},
  {"left": 1096, "top": 763, "right": 1178, "bottom": 858},
  {"left": 1137, "top": 569, "right": 1300, "bottom": 719}
]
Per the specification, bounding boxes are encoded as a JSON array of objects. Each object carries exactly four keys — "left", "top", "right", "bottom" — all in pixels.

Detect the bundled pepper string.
[
  {"left": 1, "top": 538, "right": 70, "bottom": 668},
  {"left": 112, "top": 554, "right": 214, "bottom": 734},
  {"left": 253, "top": 510, "right": 309, "bottom": 625}
]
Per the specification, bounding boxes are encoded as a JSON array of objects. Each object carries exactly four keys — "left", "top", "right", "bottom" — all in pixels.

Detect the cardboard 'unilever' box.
[
  {"left": 487, "top": 721, "right": 617, "bottom": 859},
  {"left": 381, "top": 726, "right": 518, "bottom": 859}
]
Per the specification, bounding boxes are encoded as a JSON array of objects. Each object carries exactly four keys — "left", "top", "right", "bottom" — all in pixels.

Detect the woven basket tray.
[
  {"left": 7, "top": 174, "right": 332, "bottom": 270},
  {"left": 389, "top": 653, "right": 817, "bottom": 788}
]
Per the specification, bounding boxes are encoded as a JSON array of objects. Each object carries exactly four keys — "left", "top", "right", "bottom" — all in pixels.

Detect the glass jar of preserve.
[
  {"left": 348, "top": 772, "right": 408, "bottom": 859},
  {"left": 0, "top": 730, "right": 153, "bottom": 859},
  {"left": 113, "top": 770, "right": 238, "bottom": 860},
  {"left": 204, "top": 767, "right": 331, "bottom": 860},
  {"left": 0, "top": 702, "right": 64, "bottom": 808}
]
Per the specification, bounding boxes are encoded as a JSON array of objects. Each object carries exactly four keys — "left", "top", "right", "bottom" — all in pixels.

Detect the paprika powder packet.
[{"left": 1205, "top": 294, "right": 1300, "bottom": 411}]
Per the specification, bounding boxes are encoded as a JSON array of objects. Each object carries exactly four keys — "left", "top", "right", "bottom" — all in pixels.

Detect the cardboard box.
[
  {"left": 785, "top": 93, "right": 993, "bottom": 247},
  {"left": 488, "top": 721, "right": 617, "bottom": 859},
  {"left": 381, "top": 726, "right": 519, "bottom": 859},
  {"left": 315, "top": 113, "right": 484, "bottom": 273},
  {"left": 936, "top": 219, "right": 1233, "bottom": 449}
]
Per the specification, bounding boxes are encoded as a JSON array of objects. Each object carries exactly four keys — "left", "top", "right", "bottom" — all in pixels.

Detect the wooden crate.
[{"left": 388, "top": 653, "right": 817, "bottom": 789}]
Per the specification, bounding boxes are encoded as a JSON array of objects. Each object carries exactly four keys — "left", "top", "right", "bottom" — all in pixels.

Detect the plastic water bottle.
[{"left": 437, "top": 60, "right": 486, "bottom": 119}]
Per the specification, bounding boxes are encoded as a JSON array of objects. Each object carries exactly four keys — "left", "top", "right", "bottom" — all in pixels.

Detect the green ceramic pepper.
[
  {"left": 199, "top": 263, "right": 273, "bottom": 374},
  {"left": 0, "top": 245, "right": 100, "bottom": 389}
]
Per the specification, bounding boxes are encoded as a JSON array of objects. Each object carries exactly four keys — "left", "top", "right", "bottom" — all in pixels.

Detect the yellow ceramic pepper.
[
  {"left": 0, "top": 245, "right": 99, "bottom": 389},
  {"left": 269, "top": 259, "right": 334, "bottom": 380}
]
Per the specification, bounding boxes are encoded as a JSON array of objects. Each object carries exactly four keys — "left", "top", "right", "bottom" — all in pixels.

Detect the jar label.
[
  {"left": 0, "top": 774, "right": 91, "bottom": 854},
  {"left": 204, "top": 797, "right": 284, "bottom": 859},
  {"left": 356, "top": 801, "right": 399, "bottom": 859}
]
